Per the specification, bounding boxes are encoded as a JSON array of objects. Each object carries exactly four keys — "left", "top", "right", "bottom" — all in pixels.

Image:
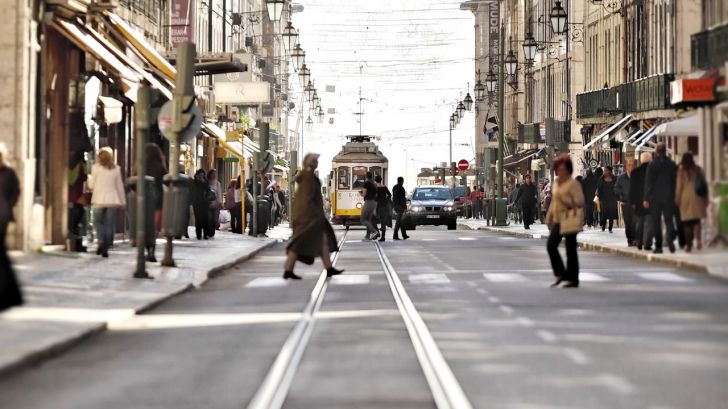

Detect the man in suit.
[
  {"left": 630, "top": 152, "right": 653, "bottom": 250},
  {"left": 515, "top": 174, "right": 538, "bottom": 229},
  {"left": 392, "top": 177, "right": 409, "bottom": 240},
  {"left": 644, "top": 143, "right": 678, "bottom": 253}
]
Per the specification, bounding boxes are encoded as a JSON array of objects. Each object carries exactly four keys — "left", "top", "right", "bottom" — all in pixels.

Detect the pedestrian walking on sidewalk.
[
  {"left": 0, "top": 151, "right": 22, "bottom": 311},
  {"left": 630, "top": 152, "right": 654, "bottom": 250},
  {"left": 597, "top": 166, "right": 618, "bottom": 233},
  {"left": 546, "top": 155, "right": 585, "bottom": 288},
  {"left": 615, "top": 160, "right": 635, "bottom": 245},
  {"left": 145, "top": 144, "right": 166, "bottom": 235},
  {"left": 88, "top": 147, "right": 126, "bottom": 258},
  {"left": 284, "top": 153, "right": 344, "bottom": 280},
  {"left": 375, "top": 175, "right": 392, "bottom": 242},
  {"left": 392, "top": 177, "right": 409, "bottom": 240},
  {"left": 644, "top": 143, "right": 678, "bottom": 254},
  {"left": 582, "top": 169, "right": 598, "bottom": 228},
  {"left": 360, "top": 172, "right": 379, "bottom": 240},
  {"left": 191, "top": 169, "right": 213, "bottom": 240},
  {"left": 208, "top": 169, "right": 223, "bottom": 236},
  {"left": 516, "top": 174, "right": 538, "bottom": 229},
  {"left": 675, "top": 152, "right": 708, "bottom": 252}
]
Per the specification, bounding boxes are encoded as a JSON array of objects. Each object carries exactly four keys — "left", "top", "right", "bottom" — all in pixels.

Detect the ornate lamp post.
[
  {"left": 281, "top": 22, "right": 298, "bottom": 52},
  {"left": 291, "top": 44, "right": 305, "bottom": 71},
  {"left": 265, "top": 0, "right": 285, "bottom": 22}
]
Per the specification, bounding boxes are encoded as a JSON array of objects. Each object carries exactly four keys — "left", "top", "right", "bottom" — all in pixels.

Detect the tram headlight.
[{"left": 356, "top": 203, "right": 363, "bottom": 209}]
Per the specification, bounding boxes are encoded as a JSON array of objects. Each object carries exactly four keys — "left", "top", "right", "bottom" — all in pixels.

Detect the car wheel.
[{"left": 447, "top": 222, "right": 457, "bottom": 230}]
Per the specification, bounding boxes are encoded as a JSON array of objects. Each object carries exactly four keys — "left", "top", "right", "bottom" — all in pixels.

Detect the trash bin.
[
  {"left": 127, "top": 176, "right": 157, "bottom": 248},
  {"left": 494, "top": 198, "right": 508, "bottom": 226},
  {"left": 161, "top": 174, "right": 191, "bottom": 238},
  {"left": 252, "top": 196, "right": 270, "bottom": 235}
]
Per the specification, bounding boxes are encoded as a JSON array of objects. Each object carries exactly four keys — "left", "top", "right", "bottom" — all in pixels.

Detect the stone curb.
[
  {"left": 459, "top": 223, "right": 711, "bottom": 274},
  {"left": 0, "top": 239, "right": 279, "bottom": 379}
]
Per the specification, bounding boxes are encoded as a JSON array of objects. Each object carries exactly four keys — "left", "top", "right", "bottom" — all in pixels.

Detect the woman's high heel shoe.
[
  {"left": 327, "top": 267, "right": 345, "bottom": 277},
  {"left": 283, "top": 271, "right": 302, "bottom": 280}
]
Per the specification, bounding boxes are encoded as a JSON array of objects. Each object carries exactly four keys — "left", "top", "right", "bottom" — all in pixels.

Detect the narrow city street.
[{"left": 1, "top": 227, "right": 727, "bottom": 409}]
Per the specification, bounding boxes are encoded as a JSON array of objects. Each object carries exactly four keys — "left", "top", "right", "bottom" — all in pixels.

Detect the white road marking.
[
  {"left": 536, "top": 330, "right": 557, "bottom": 343},
  {"left": 245, "top": 277, "right": 289, "bottom": 288},
  {"left": 421, "top": 238, "right": 437, "bottom": 241},
  {"left": 488, "top": 296, "right": 501, "bottom": 303},
  {"left": 408, "top": 273, "right": 451, "bottom": 284},
  {"left": 498, "top": 237, "right": 516, "bottom": 240},
  {"left": 483, "top": 273, "right": 528, "bottom": 282},
  {"left": 516, "top": 317, "right": 535, "bottom": 327},
  {"left": 562, "top": 347, "right": 591, "bottom": 365},
  {"left": 499, "top": 305, "right": 515, "bottom": 314},
  {"left": 476, "top": 288, "right": 489, "bottom": 294},
  {"left": 638, "top": 272, "right": 693, "bottom": 282},
  {"left": 532, "top": 234, "right": 542, "bottom": 239},
  {"left": 330, "top": 275, "right": 370, "bottom": 285},
  {"left": 596, "top": 374, "right": 637, "bottom": 395},
  {"left": 466, "top": 281, "right": 478, "bottom": 287},
  {"left": 579, "top": 272, "right": 611, "bottom": 282},
  {"left": 458, "top": 237, "right": 477, "bottom": 241}
]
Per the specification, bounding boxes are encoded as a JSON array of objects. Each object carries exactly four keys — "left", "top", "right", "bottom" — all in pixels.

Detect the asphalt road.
[{"left": 1, "top": 226, "right": 727, "bottom": 409}]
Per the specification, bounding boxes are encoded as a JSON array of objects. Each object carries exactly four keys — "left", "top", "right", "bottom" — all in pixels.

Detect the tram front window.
[
  {"left": 337, "top": 167, "right": 350, "bottom": 189},
  {"left": 370, "top": 166, "right": 382, "bottom": 181},
  {"left": 352, "top": 166, "right": 367, "bottom": 189}
]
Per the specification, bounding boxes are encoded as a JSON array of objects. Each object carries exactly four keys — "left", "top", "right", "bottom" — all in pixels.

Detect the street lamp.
[
  {"left": 317, "top": 106, "right": 324, "bottom": 123},
  {"left": 298, "top": 63, "right": 310, "bottom": 86},
  {"left": 312, "top": 92, "right": 320, "bottom": 110},
  {"left": 266, "top": 0, "right": 285, "bottom": 22},
  {"left": 508, "top": 71, "right": 519, "bottom": 90},
  {"left": 282, "top": 22, "right": 298, "bottom": 52},
  {"left": 464, "top": 92, "right": 474, "bottom": 111},
  {"left": 305, "top": 115, "right": 313, "bottom": 131},
  {"left": 523, "top": 31, "right": 538, "bottom": 63},
  {"left": 505, "top": 48, "right": 518, "bottom": 76},
  {"left": 550, "top": 0, "right": 568, "bottom": 35},
  {"left": 449, "top": 114, "right": 456, "bottom": 129},
  {"left": 485, "top": 68, "right": 497, "bottom": 93},
  {"left": 474, "top": 78, "right": 485, "bottom": 102},
  {"left": 292, "top": 44, "right": 305, "bottom": 71},
  {"left": 304, "top": 80, "right": 315, "bottom": 102},
  {"left": 457, "top": 101, "right": 465, "bottom": 119}
]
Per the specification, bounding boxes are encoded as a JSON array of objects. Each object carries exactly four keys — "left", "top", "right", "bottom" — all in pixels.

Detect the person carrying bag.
[{"left": 546, "top": 155, "right": 585, "bottom": 288}]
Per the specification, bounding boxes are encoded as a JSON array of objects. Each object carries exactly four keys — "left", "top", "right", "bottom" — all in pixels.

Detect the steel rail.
[
  {"left": 245, "top": 230, "right": 348, "bottom": 409},
  {"left": 374, "top": 242, "right": 474, "bottom": 409}
]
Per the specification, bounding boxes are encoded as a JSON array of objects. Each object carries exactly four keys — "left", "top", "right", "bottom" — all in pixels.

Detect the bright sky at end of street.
[{"left": 291, "top": 0, "right": 476, "bottom": 186}]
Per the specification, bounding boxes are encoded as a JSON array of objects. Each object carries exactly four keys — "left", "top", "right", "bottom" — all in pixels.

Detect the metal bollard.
[{"left": 161, "top": 174, "right": 191, "bottom": 266}]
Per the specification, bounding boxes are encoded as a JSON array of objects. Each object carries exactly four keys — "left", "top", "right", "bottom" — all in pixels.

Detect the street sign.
[
  {"left": 457, "top": 159, "right": 469, "bottom": 171},
  {"left": 589, "top": 159, "right": 599, "bottom": 169},
  {"left": 158, "top": 101, "right": 203, "bottom": 143}
]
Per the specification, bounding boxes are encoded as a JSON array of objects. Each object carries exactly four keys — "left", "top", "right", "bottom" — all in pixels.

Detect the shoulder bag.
[{"left": 558, "top": 180, "right": 584, "bottom": 235}]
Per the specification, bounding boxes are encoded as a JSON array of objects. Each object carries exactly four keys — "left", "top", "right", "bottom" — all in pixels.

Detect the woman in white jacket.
[{"left": 88, "top": 148, "right": 126, "bottom": 258}]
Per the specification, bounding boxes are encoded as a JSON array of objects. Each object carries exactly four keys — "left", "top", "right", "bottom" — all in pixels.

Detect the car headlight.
[
  {"left": 356, "top": 203, "right": 362, "bottom": 209},
  {"left": 443, "top": 206, "right": 454, "bottom": 211},
  {"left": 411, "top": 206, "right": 423, "bottom": 212}
]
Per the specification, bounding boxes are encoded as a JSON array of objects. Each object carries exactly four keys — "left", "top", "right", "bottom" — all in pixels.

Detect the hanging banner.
[
  {"left": 170, "top": 0, "right": 195, "bottom": 49},
  {"left": 487, "top": 2, "right": 500, "bottom": 68}
]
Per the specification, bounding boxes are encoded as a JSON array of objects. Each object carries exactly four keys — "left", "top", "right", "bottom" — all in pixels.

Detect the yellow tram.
[{"left": 329, "top": 135, "right": 389, "bottom": 229}]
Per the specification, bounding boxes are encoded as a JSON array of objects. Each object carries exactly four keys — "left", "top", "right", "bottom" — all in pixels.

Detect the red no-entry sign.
[{"left": 457, "top": 159, "right": 469, "bottom": 171}]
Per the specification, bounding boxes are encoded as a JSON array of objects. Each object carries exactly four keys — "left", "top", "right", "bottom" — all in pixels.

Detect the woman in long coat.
[
  {"left": 675, "top": 152, "right": 708, "bottom": 252},
  {"left": 597, "top": 166, "right": 618, "bottom": 233},
  {"left": 0, "top": 151, "right": 22, "bottom": 310},
  {"left": 284, "top": 153, "right": 344, "bottom": 280}
]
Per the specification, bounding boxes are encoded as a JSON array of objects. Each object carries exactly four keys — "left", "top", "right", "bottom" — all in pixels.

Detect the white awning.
[
  {"left": 97, "top": 96, "right": 124, "bottom": 124},
  {"left": 635, "top": 127, "right": 658, "bottom": 152},
  {"left": 625, "top": 129, "right": 643, "bottom": 145},
  {"left": 202, "top": 123, "right": 260, "bottom": 157},
  {"left": 653, "top": 114, "right": 699, "bottom": 137},
  {"left": 583, "top": 115, "right": 633, "bottom": 150}
]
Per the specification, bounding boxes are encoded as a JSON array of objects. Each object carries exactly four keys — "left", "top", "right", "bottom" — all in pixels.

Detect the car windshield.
[
  {"left": 453, "top": 186, "right": 467, "bottom": 198},
  {"left": 413, "top": 188, "right": 452, "bottom": 201}
]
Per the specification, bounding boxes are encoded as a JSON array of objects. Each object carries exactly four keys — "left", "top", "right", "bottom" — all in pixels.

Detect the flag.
[{"left": 484, "top": 111, "right": 498, "bottom": 141}]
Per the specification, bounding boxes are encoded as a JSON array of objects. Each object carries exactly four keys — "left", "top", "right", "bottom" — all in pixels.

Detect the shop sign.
[
  {"left": 670, "top": 79, "right": 717, "bottom": 105},
  {"left": 170, "top": 0, "right": 195, "bottom": 49},
  {"left": 213, "top": 81, "right": 271, "bottom": 104}
]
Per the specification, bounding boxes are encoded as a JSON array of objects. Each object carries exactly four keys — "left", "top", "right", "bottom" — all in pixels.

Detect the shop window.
[{"left": 337, "top": 166, "right": 350, "bottom": 190}]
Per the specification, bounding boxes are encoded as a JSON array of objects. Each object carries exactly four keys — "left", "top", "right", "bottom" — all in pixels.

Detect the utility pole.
[
  {"left": 495, "top": 19, "right": 506, "bottom": 226},
  {"left": 134, "top": 85, "right": 152, "bottom": 279},
  {"left": 161, "top": 42, "right": 196, "bottom": 267}
]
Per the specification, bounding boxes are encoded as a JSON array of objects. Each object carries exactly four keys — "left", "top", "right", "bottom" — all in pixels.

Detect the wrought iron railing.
[
  {"left": 545, "top": 117, "right": 570, "bottom": 144},
  {"left": 576, "top": 74, "right": 674, "bottom": 119},
  {"left": 518, "top": 123, "right": 540, "bottom": 144},
  {"left": 692, "top": 22, "right": 728, "bottom": 70}
]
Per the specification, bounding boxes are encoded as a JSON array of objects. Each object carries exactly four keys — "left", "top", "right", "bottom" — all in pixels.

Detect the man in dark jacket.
[
  {"left": 582, "top": 169, "right": 598, "bottom": 227},
  {"left": 644, "top": 143, "right": 677, "bottom": 253},
  {"left": 515, "top": 174, "right": 538, "bottom": 229},
  {"left": 392, "top": 177, "right": 409, "bottom": 240},
  {"left": 629, "top": 152, "right": 653, "bottom": 250},
  {"left": 615, "top": 160, "right": 635, "bottom": 246}
]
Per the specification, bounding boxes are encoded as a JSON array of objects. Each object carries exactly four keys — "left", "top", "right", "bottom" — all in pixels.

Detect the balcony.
[
  {"left": 518, "top": 123, "right": 541, "bottom": 144},
  {"left": 576, "top": 74, "right": 674, "bottom": 119},
  {"left": 692, "top": 22, "right": 728, "bottom": 71},
  {"left": 545, "top": 118, "right": 570, "bottom": 144}
]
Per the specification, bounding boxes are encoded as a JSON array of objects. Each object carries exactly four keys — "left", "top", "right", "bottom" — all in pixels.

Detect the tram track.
[{"left": 246, "top": 229, "right": 472, "bottom": 409}]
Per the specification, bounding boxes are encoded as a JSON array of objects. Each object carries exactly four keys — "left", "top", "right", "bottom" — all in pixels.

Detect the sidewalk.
[
  {"left": 0, "top": 226, "right": 290, "bottom": 377},
  {"left": 458, "top": 219, "right": 728, "bottom": 280}
]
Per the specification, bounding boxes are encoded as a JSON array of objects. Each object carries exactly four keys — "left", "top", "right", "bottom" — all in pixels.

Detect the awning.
[
  {"left": 653, "top": 114, "right": 699, "bottom": 137},
  {"left": 583, "top": 115, "right": 633, "bottom": 150},
  {"left": 202, "top": 123, "right": 260, "bottom": 157},
  {"left": 104, "top": 11, "right": 176, "bottom": 82},
  {"left": 625, "top": 129, "right": 643, "bottom": 145},
  {"left": 635, "top": 127, "right": 658, "bottom": 152},
  {"left": 165, "top": 52, "right": 248, "bottom": 76},
  {"left": 504, "top": 149, "right": 537, "bottom": 167}
]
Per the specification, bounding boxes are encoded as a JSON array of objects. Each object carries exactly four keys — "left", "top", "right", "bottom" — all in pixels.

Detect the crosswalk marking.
[
  {"left": 483, "top": 273, "right": 528, "bottom": 282},
  {"left": 637, "top": 272, "right": 693, "bottom": 282},
  {"left": 245, "top": 277, "right": 289, "bottom": 288},
  {"left": 330, "top": 275, "right": 370, "bottom": 285},
  {"left": 458, "top": 237, "right": 476, "bottom": 241},
  {"left": 408, "top": 273, "right": 451, "bottom": 284},
  {"left": 579, "top": 272, "right": 610, "bottom": 282}
]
